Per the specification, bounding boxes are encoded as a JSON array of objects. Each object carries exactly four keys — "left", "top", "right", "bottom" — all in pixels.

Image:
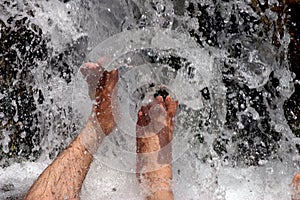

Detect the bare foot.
[
  {"left": 25, "top": 59, "right": 118, "bottom": 200},
  {"left": 292, "top": 173, "right": 300, "bottom": 200},
  {"left": 80, "top": 60, "right": 118, "bottom": 135},
  {"left": 136, "top": 95, "right": 178, "bottom": 200}
]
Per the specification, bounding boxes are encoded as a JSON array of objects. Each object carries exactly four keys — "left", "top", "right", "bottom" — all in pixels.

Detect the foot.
[
  {"left": 80, "top": 60, "right": 118, "bottom": 136},
  {"left": 136, "top": 95, "right": 178, "bottom": 200}
]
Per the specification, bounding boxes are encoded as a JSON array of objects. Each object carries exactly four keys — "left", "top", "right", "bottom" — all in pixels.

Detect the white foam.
[{"left": 0, "top": 162, "right": 48, "bottom": 199}]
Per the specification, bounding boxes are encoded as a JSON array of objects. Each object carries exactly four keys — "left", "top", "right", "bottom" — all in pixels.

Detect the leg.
[{"left": 136, "top": 95, "right": 178, "bottom": 200}]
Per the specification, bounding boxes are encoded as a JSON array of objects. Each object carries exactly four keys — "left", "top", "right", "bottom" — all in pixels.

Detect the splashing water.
[{"left": 0, "top": 0, "right": 299, "bottom": 199}]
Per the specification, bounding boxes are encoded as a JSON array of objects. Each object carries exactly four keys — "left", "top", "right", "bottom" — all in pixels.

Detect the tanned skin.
[
  {"left": 292, "top": 173, "right": 300, "bottom": 200},
  {"left": 136, "top": 95, "right": 178, "bottom": 200},
  {"left": 24, "top": 61, "right": 118, "bottom": 200},
  {"left": 24, "top": 60, "right": 178, "bottom": 200}
]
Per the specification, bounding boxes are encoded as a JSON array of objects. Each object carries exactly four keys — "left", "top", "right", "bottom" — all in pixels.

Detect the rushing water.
[{"left": 0, "top": 0, "right": 299, "bottom": 199}]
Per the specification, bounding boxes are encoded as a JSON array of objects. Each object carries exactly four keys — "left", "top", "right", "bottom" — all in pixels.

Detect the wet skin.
[
  {"left": 24, "top": 60, "right": 178, "bottom": 200},
  {"left": 24, "top": 61, "right": 118, "bottom": 200},
  {"left": 136, "top": 95, "right": 178, "bottom": 200},
  {"left": 292, "top": 173, "right": 300, "bottom": 200}
]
